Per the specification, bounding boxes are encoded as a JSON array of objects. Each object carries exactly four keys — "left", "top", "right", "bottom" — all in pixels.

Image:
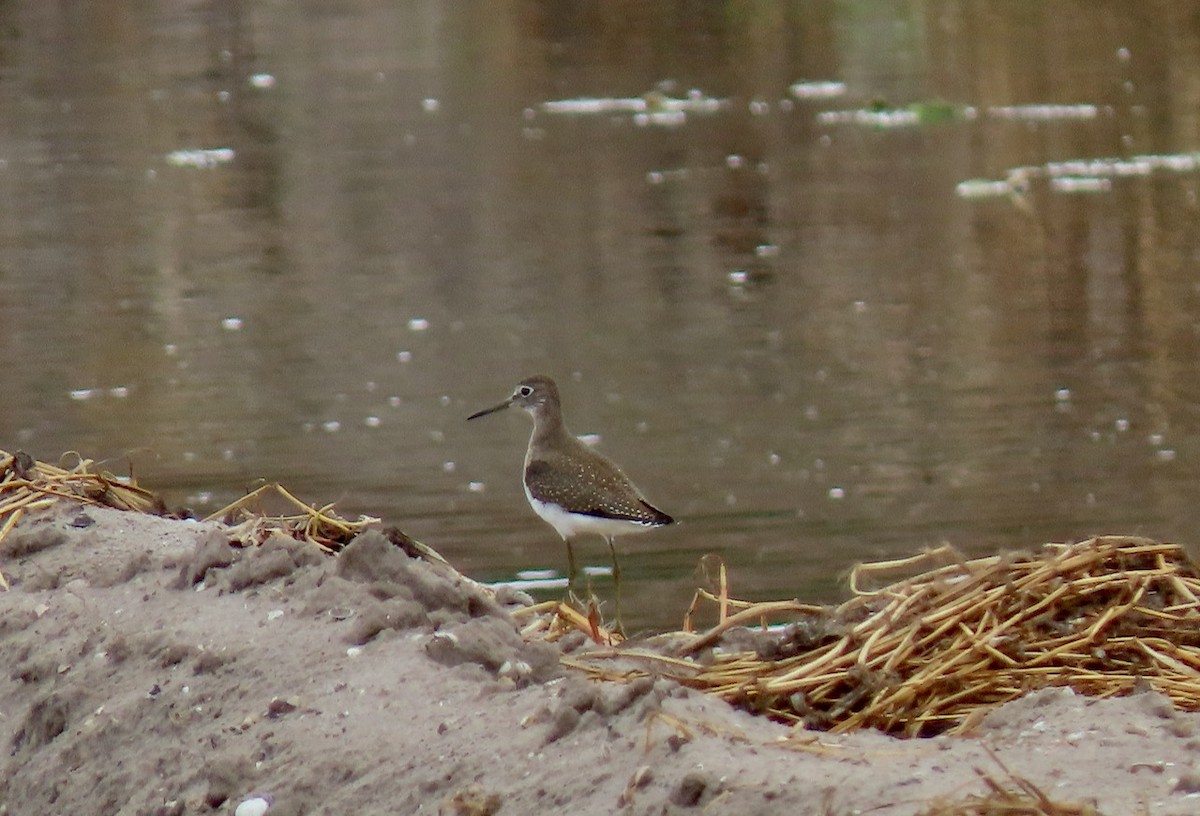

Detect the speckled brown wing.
[{"left": 524, "top": 454, "right": 673, "bottom": 526}]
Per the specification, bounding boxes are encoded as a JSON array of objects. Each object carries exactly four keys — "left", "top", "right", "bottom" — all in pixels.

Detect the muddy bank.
[{"left": 3, "top": 504, "right": 1200, "bottom": 815}]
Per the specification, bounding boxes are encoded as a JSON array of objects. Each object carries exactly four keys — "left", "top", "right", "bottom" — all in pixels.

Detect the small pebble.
[
  {"left": 1175, "top": 770, "right": 1200, "bottom": 793},
  {"left": 234, "top": 796, "right": 271, "bottom": 816}
]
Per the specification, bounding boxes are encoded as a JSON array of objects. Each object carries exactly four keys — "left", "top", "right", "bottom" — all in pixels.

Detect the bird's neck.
[{"left": 528, "top": 408, "right": 571, "bottom": 457}]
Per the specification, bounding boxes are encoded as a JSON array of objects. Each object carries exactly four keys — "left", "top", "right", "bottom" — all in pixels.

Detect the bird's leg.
[
  {"left": 566, "top": 538, "right": 578, "bottom": 589},
  {"left": 606, "top": 536, "right": 625, "bottom": 637}
]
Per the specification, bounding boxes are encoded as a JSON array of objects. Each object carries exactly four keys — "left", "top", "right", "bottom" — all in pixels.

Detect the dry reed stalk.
[
  {"left": 0, "top": 449, "right": 164, "bottom": 515},
  {"left": 509, "top": 598, "right": 624, "bottom": 646},
  {"left": 918, "top": 749, "right": 1102, "bottom": 815},
  {"left": 0, "top": 450, "right": 384, "bottom": 590},
  {"left": 567, "top": 536, "right": 1200, "bottom": 737},
  {"left": 0, "top": 449, "right": 173, "bottom": 589},
  {"left": 204, "top": 482, "right": 380, "bottom": 553}
]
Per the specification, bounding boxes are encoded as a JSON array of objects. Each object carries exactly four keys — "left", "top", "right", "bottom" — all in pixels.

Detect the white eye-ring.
[{"left": 518, "top": 386, "right": 534, "bottom": 397}]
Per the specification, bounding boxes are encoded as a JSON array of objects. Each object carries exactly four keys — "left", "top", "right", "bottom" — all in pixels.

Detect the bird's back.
[{"left": 523, "top": 435, "right": 673, "bottom": 528}]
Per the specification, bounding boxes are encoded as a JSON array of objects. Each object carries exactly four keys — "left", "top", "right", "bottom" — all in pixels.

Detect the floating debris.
[
  {"left": 1050, "top": 176, "right": 1112, "bottom": 194},
  {"left": 540, "top": 90, "right": 725, "bottom": 127},
  {"left": 1045, "top": 158, "right": 1153, "bottom": 177},
  {"left": 789, "top": 80, "right": 847, "bottom": 100},
  {"left": 541, "top": 98, "right": 644, "bottom": 115},
  {"left": 958, "top": 152, "right": 1200, "bottom": 200},
  {"left": 491, "top": 574, "right": 570, "bottom": 592},
  {"left": 955, "top": 179, "right": 1017, "bottom": 199},
  {"left": 818, "top": 98, "right": 972, "bottom": 128},
  {"left": 515, "top": 569, "right": 557, "bottom": 581},
  {"left": 165, "top": 148, "right": 235, "bottom": 169},
  {"left": 634, "top": 110, "right": 686, "bottom": 128},
  {"left": 817, "top": 108, "right": 920, "bottom": 128},
  {"left": 988, "top": 104, "right": 1100, "bottom": 120}
]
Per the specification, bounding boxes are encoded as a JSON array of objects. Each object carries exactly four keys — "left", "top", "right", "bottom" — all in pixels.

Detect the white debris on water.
[
  {"left": 816, "top": 108, "right": 920, "bottom": 128},
  {"left": 956, "top": 179, "right": 1016, "bottom": 199},
  {"left": 1050, "top": 176, "right": 1112, "bottom": 193},
  {"left": 165, "top": 148, "right": 235, "bottom": 169},
  {"left": 958, "top": 152, "right": 1200, "bottom": 200},
  {"left": 988, "top": 104, "right": 1099, "bottom": 120},
  {"left": 789, "top": 80, "right": 847, "bottom": 99},
  {"left": 541, "top": 91, "right": 725, "bottom": 129},
  {"left": 515, "top": 569, "right": 557, "bottom": 581},
  {"left": 634, "top": 110, "right": 686, "bottom": 127}
]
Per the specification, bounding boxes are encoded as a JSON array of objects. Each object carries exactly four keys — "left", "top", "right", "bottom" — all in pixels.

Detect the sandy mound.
[{"left": 4, "top": 503, "right": 1200, "bottom": 815}]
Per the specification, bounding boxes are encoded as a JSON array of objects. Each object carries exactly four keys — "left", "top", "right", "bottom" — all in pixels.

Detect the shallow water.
[{"left": 4, "top": 2, "right": 1200, "bottom": 630}]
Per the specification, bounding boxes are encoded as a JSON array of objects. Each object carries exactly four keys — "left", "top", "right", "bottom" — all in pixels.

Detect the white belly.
[{"left": 525, "top": 488, "right": 654, "bottom": 540}]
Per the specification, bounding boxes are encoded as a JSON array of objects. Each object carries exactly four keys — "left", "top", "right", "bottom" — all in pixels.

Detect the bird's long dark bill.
[{"left": 466, "top": 399, "right": 512, "bottom": 420}]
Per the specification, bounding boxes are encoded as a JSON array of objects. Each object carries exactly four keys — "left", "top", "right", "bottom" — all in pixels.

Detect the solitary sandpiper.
[{"left": 467, "top": 375, "right": 674, "bottom": 599}]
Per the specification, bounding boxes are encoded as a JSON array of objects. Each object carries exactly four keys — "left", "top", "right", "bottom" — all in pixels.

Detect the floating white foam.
[
  {"left": 816, "top": 109, "right": 920, "bottom": 128},
  {"left": 988, "top": 104, "right": 1099, "bottom": 120},
  {"left": 789, "top": 80, "right": 847, "bottom": 99},
  {"left": 165, "top": 148, "right": 235, "bottom": 169}
]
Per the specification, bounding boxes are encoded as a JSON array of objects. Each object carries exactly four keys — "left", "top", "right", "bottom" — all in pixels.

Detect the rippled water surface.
[{"left": 5, "top": 2, "right": 1200, "bottom": 630}]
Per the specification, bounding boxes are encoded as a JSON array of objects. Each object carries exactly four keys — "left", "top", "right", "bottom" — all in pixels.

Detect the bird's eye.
[{"left": 518, "top": 386, "right": 533, "bottom": 397}]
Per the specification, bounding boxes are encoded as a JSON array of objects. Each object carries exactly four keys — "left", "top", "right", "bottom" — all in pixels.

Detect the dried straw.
[
  {"left": 917, "top": 749, "right": 1102, "bottom": 815},
  {"left": 0, "top": 449, "right": 168, "bottom": 589},
  {"left": 0, "top": 450, "right": 383, "bottom": 590},
  {"left": 565, "top": 536, "right": 1200, "bottom": 737},
  {"left": 204, "top": 482, "right": 381, "bottom": 554}
]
